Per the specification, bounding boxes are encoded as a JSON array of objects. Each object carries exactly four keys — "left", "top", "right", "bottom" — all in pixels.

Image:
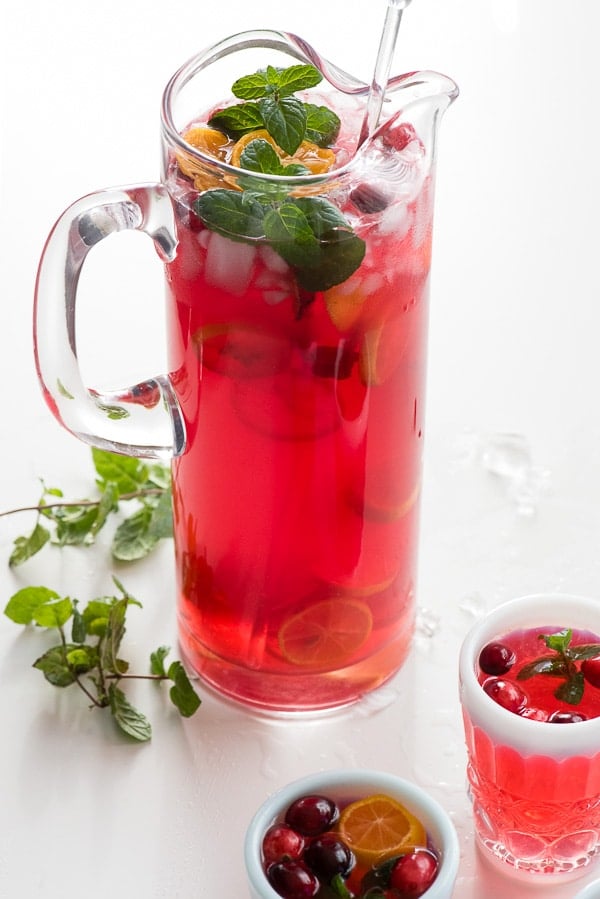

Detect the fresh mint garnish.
[
  {"left": 2, "top": 447, "right": 172, "bottom": 566},
  {"left": 199, "top": 63, "right": 363, "bottom": 294},
  {"left": 3, "top": 579, "right": 201, "bottom": 741},
  {"left": 517, "top": 628, "right": 600, "bottom": 706}
]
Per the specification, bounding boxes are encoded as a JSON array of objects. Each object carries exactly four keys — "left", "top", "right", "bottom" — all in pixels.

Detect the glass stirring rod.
[{"left": 357, "top": 0, "right": 414, "bottom": 148}]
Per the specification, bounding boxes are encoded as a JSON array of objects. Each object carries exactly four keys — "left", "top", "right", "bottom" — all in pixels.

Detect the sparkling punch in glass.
[
  {"left": 34, "top": 32, "right": 457, "bottom": 713},
  {"left": 459, "top": 594, "right": 600, "bottom": 884}
]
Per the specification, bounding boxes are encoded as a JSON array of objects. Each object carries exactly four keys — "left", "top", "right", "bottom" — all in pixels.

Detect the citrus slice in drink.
[
  {"left": 337, "top": 794, "right": 427, "bottom": 865},
  {"left": 230, "top": 129, "right": 335, "bottom": 174},
  {"left": 177, "top": 126, "right": 232, "bottom": 189},
  {"left": 192, "top": 323, "right": 290, "bottom": 379},
  {"left": 278, "top": 598, "right": 373, "bottom": 669}
]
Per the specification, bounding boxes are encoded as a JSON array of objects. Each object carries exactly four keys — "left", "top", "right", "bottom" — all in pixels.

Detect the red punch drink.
[
  {"left": 32, "top": 32, "right": 456, "bottom": 714},
  {"left": 460, "top": 595, "right": 600, "bottom": 883},
  {"left": 161, "top": 46, "right": 454, "bottom": 713}
]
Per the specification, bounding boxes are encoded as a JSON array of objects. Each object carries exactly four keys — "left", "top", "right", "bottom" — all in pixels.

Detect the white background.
[{"left": 2, "top": 1, "right": 600, "bottom": 896}]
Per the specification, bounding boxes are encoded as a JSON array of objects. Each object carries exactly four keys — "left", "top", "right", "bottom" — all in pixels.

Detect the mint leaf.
[
  {"left": 33, "top": 645, "right": 78, "bottom": 687},
  {"left": 517, "top": 656, "right": 567, "bottom": 680},
  {"left": 150, "top": 645, "right": 170, "bottom": 677},
  {"left": 568, "top": 643, "right": 600, "bottom": 661},
  {"left": 556, "top": 671, "right": 585, "bottom": 705},
  {"left": 208, "top": 103, "right": 264, "bottom": 137},
  {"left": 81, "top": 599, "right": 113, "bottom": 637},
  {"left": 146, "top": 489, "right": 174, "bottom": 540},
  {"left": 4, "top": 586, "right": 61, "bottom": 625},
  {"left": 167, "top": 661, "right": 202, "bottom": 717},
  {"left": 258, "top": 96, "right": 306, "bottom": 156},
  {"left": 9, "top": 522, "right": 50, "bottom": 567},
  {"left": 92, "top": 448, "right": 148, "bottom": 495},
  {"left": 305, "top": 103, "right": 341, "bottom": 147},
  {"left": 330, "top": 874, "right": 353, "bottom": 898},
  {"left": 541, "top": 629, "right": 572, "bottom": 654},
  {"left": 100, "top": 598, "right": 128, "bottom": 675},
  {"left": 232, "top": 69, "right": 274, "bottom": 100},
  {"left": 112, "top": 506, "right": 159, "bottom": 561},
  {"left": 65, "top": 645, "right": 98, "bottom": 673},
  {"left": 108, "top": 684, "right": 152, "bottom": 742},
  {"left": 195, "top": 189, "right": 266, "bottom": 241},
  {"left": 71, "top": 603, "right": 86, "bottom": 643},
  {"left": 264, "top": 203, "right": 321, "bottom": 269},
  {"left": 33, "top": 596, "right": 73, "bottom": 629},
  {"left": 276, "top": 64, "right": 322, "bottom": 97}
]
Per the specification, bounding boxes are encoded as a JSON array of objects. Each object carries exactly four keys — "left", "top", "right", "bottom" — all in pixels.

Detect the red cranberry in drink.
[
  {"left": 350, "top": 183, "right": 389, "bottom": 214},
  {"left": 582, "top": 657, "right": 600, "bottom": 688},
  {"left": 267, "top": 859, "right": 320, "bottom": 899},
  {"left": 284, "top": 795, "right": 339, "bottom": 836},
  {"left": 389, "top": 848, "right": 439, "bottom": 896},
  {"left": 303, "top": 834, "right": 355, "bottom": 881},
  {"left": 483, "top": 677, "right": 527, "bottom": 713},
  {"left": 380, "top": 121, "right": 420, "bottom": 152},
  {"left": 478, "top": 641, "right": 516, "bottom": 676},
  {"left": 262, "top": 823, "right": 305, "bottom": 865},
  {"left": 548, "top": 710, "right": 588, "bottom": 723}
]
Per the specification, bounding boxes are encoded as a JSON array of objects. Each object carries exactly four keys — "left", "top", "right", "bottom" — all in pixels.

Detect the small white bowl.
[{"left": 244, "top": 768, "right": 460, "bottom": 899}]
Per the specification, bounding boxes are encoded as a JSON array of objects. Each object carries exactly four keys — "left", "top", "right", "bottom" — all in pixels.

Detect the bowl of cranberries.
[{"left": 244, "top": 768, "right": 459, "bottom": 899}]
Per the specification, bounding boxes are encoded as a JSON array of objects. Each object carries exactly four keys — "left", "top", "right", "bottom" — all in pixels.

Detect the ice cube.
[{"left": 204, "top": 231, "right": 256, "bottom": 296}]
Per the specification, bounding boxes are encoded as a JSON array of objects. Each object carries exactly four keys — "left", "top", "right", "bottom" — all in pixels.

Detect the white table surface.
[{"left": 2, "top": 1, "right": 600, "bottom": 896}]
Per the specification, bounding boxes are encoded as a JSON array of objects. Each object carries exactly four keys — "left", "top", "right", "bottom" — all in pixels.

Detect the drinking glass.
[{"left": 459, "top": 593, "right": 600, "bottom": 883}]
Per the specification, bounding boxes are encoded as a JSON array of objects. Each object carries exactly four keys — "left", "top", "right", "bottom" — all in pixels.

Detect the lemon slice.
[{"left": 278, "top": 598, "right": 372, "bottom": 669}]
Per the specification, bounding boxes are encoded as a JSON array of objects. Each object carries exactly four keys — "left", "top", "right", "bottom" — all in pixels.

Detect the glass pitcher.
[{"left": 34, "top": 30, "right": 457, "bottom": 713}]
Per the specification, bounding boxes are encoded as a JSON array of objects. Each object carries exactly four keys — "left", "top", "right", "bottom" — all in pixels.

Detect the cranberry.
[
  {"left": 350, "top": 183, "right": 389, "bottom": 214},
  {"left": 267, "top": 860, "right": 320, "bottom": 899},
  {"left": 380, "top": 122, "right": 420, "bottom": 152},
  {"left": 284, "top": 795, "right": 339, "bottom": 837},
  {"left": 262, "top": 823, "right": 305, "bottom": 865},
  {"left": 478, "top": 641, "right": 516, "bottom": 676},
  {"left": 303, "top": 834, "right": 355, "bottom": 881},
  {"left": 548, "top": 710, "right": 588, "bottom": 723},
  {"left": 582, "top": 658, "right": 600, "bottom": 688},
  {"left": 389, "top": 848, "right": 439, "bottom": 896},
  {"left": 483, "top": 678, "right": 527, "bottom": 713}
]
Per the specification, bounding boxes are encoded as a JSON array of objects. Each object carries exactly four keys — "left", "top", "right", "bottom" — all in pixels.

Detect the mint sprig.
[
  {"left": 517, "top": 628, "right": 600, "bottom": 705},
  {"left": 199, "top": 63, "right": 364, "bottom": 294},
  {"left": 4, "top": 579, "right": 201, "bottom": 741},
  {"left": 2, "top": 448, "right": 172, "bottom": 566}
]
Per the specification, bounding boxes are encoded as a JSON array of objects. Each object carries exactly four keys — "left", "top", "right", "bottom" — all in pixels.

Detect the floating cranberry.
[
  {"left": 478, "top": 641, "right": 516, "bottom": 676},
  {"left": 483, "top": 677, "right": 527, "bottom": 713},
  {"left": 284, "top": 795, "right": 339, "bottom": 836},
  {"left": 548, "top": 710, "right": 588, "bottom": 723},
  {"left": 267, "top": 859, "right": 320, "bottom": 899},
  {"left": 582, "top": 658, "right": 600, "bottom": 689},
  {"left": 389, "top": 848, "right": 439, "bottom": 896},
  {"left": 303, "top": 833, "right": 355, "bottom": 881},
  {"left": 350, "top": 183, "right": 389, "bottom": 214},
  {"left": 380, "top": 122, "right": 420, "bottom": 152},
  {"left": 262, "top": 823, "right": 305, "bottom": 865}
]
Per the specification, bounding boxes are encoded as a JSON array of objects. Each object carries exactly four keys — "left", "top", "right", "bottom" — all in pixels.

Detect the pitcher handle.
[{"left": 34, "top": 184, "right": 185, "bottom": 460}]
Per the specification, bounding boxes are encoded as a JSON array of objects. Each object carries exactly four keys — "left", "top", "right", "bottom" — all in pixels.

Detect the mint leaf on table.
[
  {"left": 2, "top": 448, "right": 172, "bottom": 566},
  {"left": 3, "top": 580, "right": 201, "bottom": 742}
]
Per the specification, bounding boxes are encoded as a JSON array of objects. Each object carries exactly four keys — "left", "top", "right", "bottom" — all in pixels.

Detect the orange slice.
[
  {"left": 231, "top": 129, "right": 335, "bottom": 174},
  {"left": 177, "top": 126, "right": 233, "bottom": 191},
  {"left": 278, "top": 598, "right": 372, "bottom": 669},
  {"left": 337, "top": 794, "right": 427, "bottom": 865}
]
